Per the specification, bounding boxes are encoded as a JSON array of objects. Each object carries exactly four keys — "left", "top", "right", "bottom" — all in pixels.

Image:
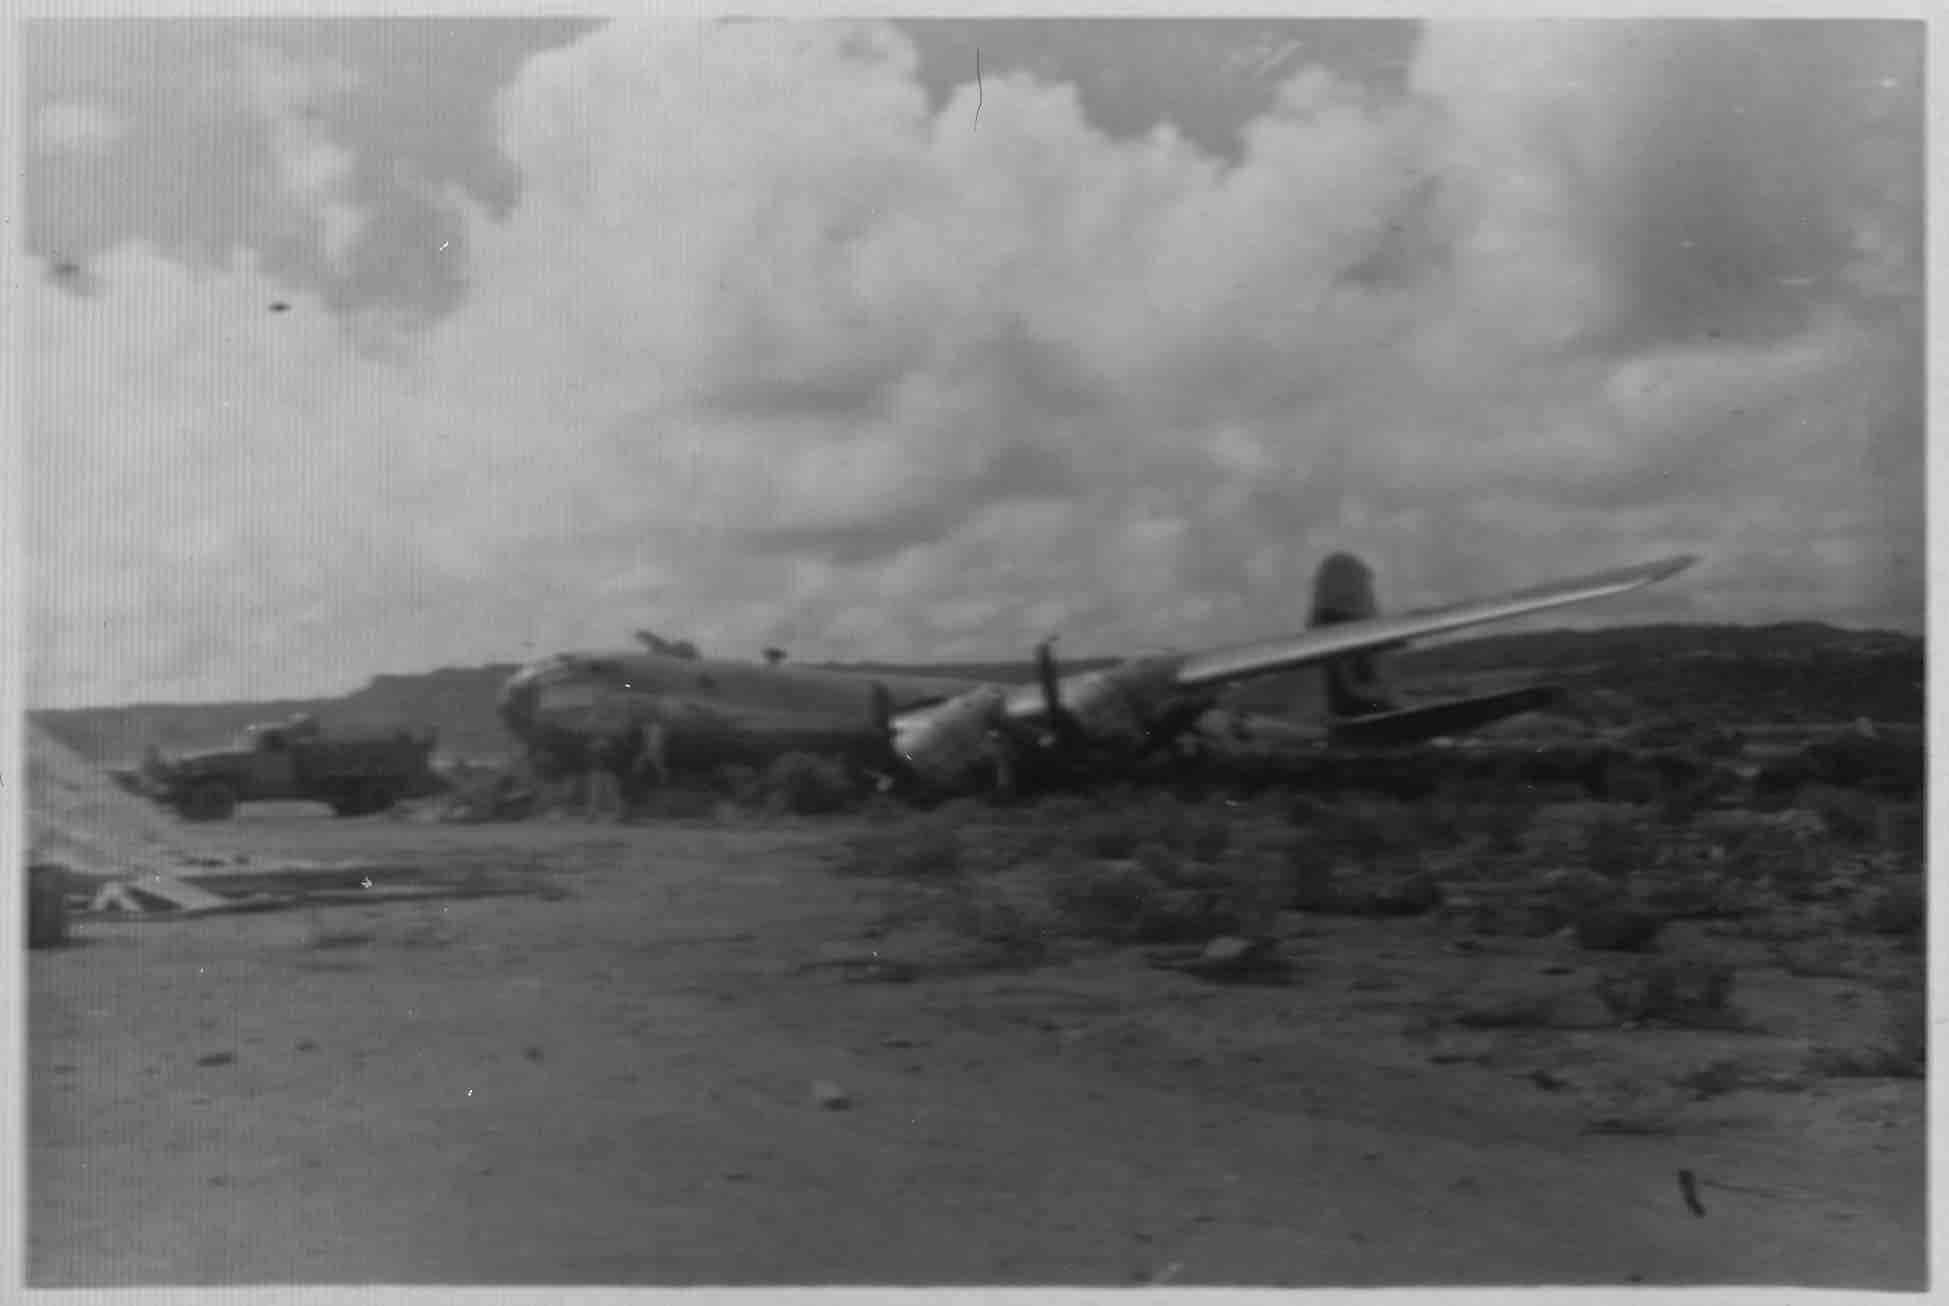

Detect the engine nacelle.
[
  {"left": 890, "top": 652, "right": 1216, "bottom": 796},
  {"left": 1051, "top": 655, "right": 1187, "bottom": 749},
  {"left": 889, "top": 684, "right": 1010, "bottom": 792}
]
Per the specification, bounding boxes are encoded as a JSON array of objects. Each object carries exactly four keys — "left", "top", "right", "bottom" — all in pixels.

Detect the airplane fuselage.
[
  {"left": 497, "top": 646, "right": 1223, "bottom": 793},
  {"left": 496, "top": 649, "right": 983, "bottom": 780}
]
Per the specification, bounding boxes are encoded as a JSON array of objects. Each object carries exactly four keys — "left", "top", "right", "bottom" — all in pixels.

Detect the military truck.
[{"left": 131, "top": 714, "right": 445, "bottom": 821}]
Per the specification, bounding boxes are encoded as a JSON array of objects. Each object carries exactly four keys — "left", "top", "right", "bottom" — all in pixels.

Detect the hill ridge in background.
[{"left": 31, "top": 622, "right": 1924, "bottom": 766}]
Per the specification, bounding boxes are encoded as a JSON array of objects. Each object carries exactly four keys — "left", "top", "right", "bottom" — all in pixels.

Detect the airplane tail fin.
[
  {"left": 1310, "top": 552, "right": 1398, "bottom": 720},
  {"left": 1309, "top": 551, "right": 1562, "bottom": 746}
]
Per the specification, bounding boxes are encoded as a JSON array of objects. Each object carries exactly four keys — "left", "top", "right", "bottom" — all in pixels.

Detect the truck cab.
[
  {"left": 138, "top": 713, "right": 442, "bottom": 821},
  {"left": 240, "top": 719, "right": 306, "bottom": 794}
]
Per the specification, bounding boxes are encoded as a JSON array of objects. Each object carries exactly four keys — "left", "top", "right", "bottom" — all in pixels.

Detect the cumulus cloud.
[
  {"left": 24, "top": 19, "right": 1923, "bottom": 706},
  {"left": 34, "top": 100, "right": 126, "bottom": 153},
  {"left": 241, "top": 44, "right": 370, "bottom": 272}
]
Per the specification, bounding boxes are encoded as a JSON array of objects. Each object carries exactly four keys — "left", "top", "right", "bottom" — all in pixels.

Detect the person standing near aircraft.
[
  {"left": 636, "top": 719, "right": 669, "bottom": 789},
  {"left": 983, "top": 725, "right": 1017, "bottom": 799},
  {"left": 610, "top": 718, "right": 669, "bottom": 809},
  {"left": 585, "top": 730, "right": 626, "bottom": 821}
]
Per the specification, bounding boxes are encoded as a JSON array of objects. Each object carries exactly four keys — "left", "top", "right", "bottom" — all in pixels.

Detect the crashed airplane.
[{"left": 496, "top": 552, "right": 1698, "bottom": 799}]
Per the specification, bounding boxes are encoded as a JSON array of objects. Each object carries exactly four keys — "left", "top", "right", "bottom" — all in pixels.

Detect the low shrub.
[
  {"left": 1881, "top": 985, "right": 1928, "bottom": 1076},
  {"left": 1047, "top": 856, "right": 1176, "bottom": 943},
  {"left": 1259, "top": 829, "right": 1337, "bottom": 910},
  {"left": 1584, "top": 812, "right": 1660, "bottom": 880},
  {"left": 759, "top": 752, "right": 864, "bottom": 816},
  {"left": 1323, "top": 799, "right": 1411, "bottom": 862},
  {"left": 630, "top": 785, "right": 723, "bottom": 821},
  {"left": 1184, "top": 812, "right": 1234, "bottom": 863},
  {"left": 714, "top": 764, "right": 762, "bottom": 802},
  {"left": 1881, "top": 803, "right": 1927, "bottom": 862},
  {"left": 1655, "top": 779, "right": 1721, "bottom": 828},
  {"left": 1673, "top": 1057, "right": 1753, "bottom": 1100},
  {"left": 1572, "top": 905, "right": 1666, "bottom": 953},
  {"left": 1594, "top": 957, "right": 1738, "bottom": 1026},
  {"left": 1472, "top": 801, "right": 1535, "bottom": 855},
  {"left": 1036, "top": 832, "right": 1286, "bottom": 944},
  {"left": 1073, "top": 807, "right": 1145, "bottom": 859},
  {"left": 935, "top": 879, "right": 1053, "bottom": 966},
  {"left": 838, "top": 813, "right": 965, "bottom": 879},
  {"left": 1854, "top": 882, "right": 1925, "bottom": 938},
  {"left": 1453, "top": 992, "right": 1560, "bottom": 1029},
  {"left": 1696, "top": 729, "right": 1746, "bottom": 760},
  {"left": 1799, "top": 783, "right": 1881, "bottom": 845},
  {"left": 1807, "top": 988, "right": 1924, "bottom": 1079},
  {"left": 1546, "top": 866, "right": 1626, "bottom": 911}
]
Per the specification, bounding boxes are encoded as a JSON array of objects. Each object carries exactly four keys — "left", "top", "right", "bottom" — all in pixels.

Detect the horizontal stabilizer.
[{"left": 1326, "top": 685, "right": 1564, "bottom": 749}]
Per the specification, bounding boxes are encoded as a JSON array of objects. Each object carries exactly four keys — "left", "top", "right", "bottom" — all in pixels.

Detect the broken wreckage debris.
[{"left": 57, "top": 861, "right": 545, "bottom": 921}]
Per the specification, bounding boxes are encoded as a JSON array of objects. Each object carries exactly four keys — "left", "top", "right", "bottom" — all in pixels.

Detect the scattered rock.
[
  {"left": 1201, "top": 935, "right": 1267, "bottom": 966},
  {"left": 1149, "top": 936, "right": 1297, "bottom": 985},
  {"left": 811, "top": 1080, "right": 852, "bottom": 1110}
]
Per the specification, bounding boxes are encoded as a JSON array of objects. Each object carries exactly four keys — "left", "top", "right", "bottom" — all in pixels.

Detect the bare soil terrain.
[{"left": 29, "top": 797, "right": 1925, "bottom": 1288}]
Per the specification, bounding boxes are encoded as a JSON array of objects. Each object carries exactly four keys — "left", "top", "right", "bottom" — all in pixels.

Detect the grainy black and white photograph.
[{"left": 18, "top": 11, "right": 1927, "bottom": 1289}]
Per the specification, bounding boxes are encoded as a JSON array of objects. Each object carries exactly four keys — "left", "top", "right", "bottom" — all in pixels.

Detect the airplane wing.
[{"left": 1172, "top": 554, "right": 1698, "bottom": 692}]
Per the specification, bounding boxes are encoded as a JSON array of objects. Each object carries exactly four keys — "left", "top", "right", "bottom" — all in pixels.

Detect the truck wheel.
[
  {"left": 180, "top": 780, "right": 238, "bottom": 821},
  {"left": 332, "top": 781, "right": 395, "bottom": 818}
]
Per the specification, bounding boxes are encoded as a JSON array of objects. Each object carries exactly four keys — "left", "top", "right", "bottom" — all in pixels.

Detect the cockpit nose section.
[{"left": 497, "top": 654, "right": 574, "bottom": 736}]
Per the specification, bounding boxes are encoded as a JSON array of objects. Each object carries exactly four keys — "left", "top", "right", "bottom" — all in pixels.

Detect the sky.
[{"left": 22, "top": 18, "right": 1926, "bottom": 708}]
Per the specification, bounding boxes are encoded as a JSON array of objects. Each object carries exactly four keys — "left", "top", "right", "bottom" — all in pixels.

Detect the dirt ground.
[{"left": 29, "top": 806, "right": 1927, "bottom": 1287}]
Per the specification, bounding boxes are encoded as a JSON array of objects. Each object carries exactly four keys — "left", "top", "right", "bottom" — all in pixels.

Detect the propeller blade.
[
  {"left": 1035, "top": 636, "right": 1088, "bottom": 751},
  {"left": 1036, "top": 637, "right": 1062, "bottom": 712}
]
